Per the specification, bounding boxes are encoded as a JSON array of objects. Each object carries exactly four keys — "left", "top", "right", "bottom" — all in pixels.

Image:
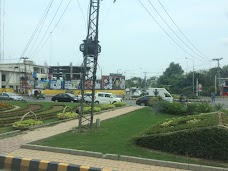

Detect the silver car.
[{"left": 0, "top": 92, "right": 24, "bottom": 101}]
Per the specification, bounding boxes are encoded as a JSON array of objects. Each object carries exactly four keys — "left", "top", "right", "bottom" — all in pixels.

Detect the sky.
[{"left": 1, "top": 0, "right": 228, "bottom": 79}]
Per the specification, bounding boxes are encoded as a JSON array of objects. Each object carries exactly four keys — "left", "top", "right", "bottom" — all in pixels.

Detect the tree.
[{"left": 157, "top": 62, "right": 185, "bottom": 94}]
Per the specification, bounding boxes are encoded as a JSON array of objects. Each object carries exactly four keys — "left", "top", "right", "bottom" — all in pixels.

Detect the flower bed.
[
  {"left": 57, "top": 112, "right": 78, "bottom": 119},
  {"left": 13, "top": 119, "right": 43, "bottom": 130},
  {"left": 0, "top": 102, "right": 14, "bottom": 111}
]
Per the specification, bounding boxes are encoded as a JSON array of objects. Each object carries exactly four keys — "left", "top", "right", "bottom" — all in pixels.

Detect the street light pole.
[
  {"left": 213, "top": 58, "right": 223, "bottom": 95},
  {"left": 185, "top": 57, "right": 194, "bottom": 95}
]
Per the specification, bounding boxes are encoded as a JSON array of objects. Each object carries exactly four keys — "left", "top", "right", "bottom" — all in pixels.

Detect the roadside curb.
[
  {"left": 0, "top": 154, "right": 114, "bottom": 171},
  {"left": 20, "top": 144, "right": 228, "bottom": 171}
]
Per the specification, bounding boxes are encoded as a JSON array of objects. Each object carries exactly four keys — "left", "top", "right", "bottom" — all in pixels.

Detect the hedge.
[{"left": 133, "top": 126, "right": 228, "bottom": 161}]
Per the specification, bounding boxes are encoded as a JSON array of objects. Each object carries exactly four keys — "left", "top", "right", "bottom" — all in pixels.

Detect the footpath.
[{"left": 0, "top": 106, "right": 224, "bottom": 171}]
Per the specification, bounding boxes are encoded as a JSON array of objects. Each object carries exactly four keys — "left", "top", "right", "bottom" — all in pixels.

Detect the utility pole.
[
  {"left": 20, "top": 57, "right": 28, "bottom": 94},
  {"left": 196, "top": 72, "right": 199, "bottom": 96},
  {"left": 213, "top": 58, "right": 223, "bottom": 95},
  {"left": 79, "top": 0, "right": 101, "bottom": 132},
  {"left": 78, "top": 0, "right": 116, "bottom": 132},
  {"left": 143, "top": 72, "right": 147, "bottom": 92},
  {"left": 185, "top": 57, "right": 194, "bottom": 95}
]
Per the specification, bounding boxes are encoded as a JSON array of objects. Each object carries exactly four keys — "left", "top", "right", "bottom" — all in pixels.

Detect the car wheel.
[
  {"left": 71, "top": 100, "right": 74, "bottom": 103},
  {"left": 112, "top": 101, "right": 116, "bottom": 104},
  {"left": 140, "top": 102, "right": 146, "bottom": 106},
  {"left": 55, "top": 100, "right": 58, "bottom": 102},
  {"left": 95, "top": 101, "right": 99, "bottom": 104}
]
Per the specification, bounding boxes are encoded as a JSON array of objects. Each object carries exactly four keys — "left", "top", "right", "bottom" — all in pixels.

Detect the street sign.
[{"left": 198, "top": 84, "right": 202, "bottom": 91}]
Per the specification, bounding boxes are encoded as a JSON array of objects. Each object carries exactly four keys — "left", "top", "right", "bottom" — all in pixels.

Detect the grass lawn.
[
  {"left": 33, "top": 107, "right": 228, "bottom": 168},
  {"left": 0, "top": 126, "right": 14, "bottom": 134}
]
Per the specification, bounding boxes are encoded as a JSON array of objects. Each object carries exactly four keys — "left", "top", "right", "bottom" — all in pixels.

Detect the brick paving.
[{"left": 0, "top": 106, "right": 192, "bottom": 171}]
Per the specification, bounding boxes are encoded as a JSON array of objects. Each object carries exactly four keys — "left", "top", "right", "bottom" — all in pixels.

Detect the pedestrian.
[
  {"left": 34, "top": 89, "right": 38, "bottom": 99},
  {"left": 179, "top": 94, "right": 185, "bottom": 103},
  {"left": 211, "top": 92, "right": 216, "bottom": 103},
  {"left": 28, "top": 89, "right": 31, "bottom": 98}
]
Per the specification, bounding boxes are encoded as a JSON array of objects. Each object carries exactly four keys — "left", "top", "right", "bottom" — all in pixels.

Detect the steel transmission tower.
[{"left": 79, "top": 0, "right": 101, "bottom": 132}]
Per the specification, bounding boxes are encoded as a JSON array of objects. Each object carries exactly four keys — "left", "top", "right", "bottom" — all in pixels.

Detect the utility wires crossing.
[{"left": 138, "top": 0, "right": 211, "bottom": 63}]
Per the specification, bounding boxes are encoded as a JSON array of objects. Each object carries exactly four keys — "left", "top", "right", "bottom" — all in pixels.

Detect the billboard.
[{"left": 102, "top": 75, "right": 125, "bottom": 90}]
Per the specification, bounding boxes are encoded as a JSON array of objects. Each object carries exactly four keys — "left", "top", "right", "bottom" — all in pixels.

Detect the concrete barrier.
[{"left": 0, "top": 154, "right": 113, "bottom": 171}]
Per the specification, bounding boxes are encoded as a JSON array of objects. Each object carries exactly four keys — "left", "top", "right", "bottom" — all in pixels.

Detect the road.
[
  {"left": 22, "top": 96, "right": 137, "bottom": 106},
  {"left": 21, "top": 96, "right": 228, "bottom": 108}
]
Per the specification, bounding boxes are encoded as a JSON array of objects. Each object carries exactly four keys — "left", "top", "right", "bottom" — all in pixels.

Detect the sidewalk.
[{"left": 0, "top": 106, "right": 191, "bottom": 171}]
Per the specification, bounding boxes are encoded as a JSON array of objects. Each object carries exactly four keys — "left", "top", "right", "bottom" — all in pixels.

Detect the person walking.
[
  {"left": 28, "top": 89, "right": 31, "bottom": 98},
  {"left": 211, "top": 92, "right": 216, "bottom": 103}
]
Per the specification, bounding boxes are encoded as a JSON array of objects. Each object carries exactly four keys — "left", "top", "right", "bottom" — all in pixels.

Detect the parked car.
[
  {"left": 51, "top": 93, "right": 79, "bottom": 103},
  {"left": 0, "top": 92, "right": 24, "bottom": 101},
  {"left": 136, "top": 95, "right": 152, "bottom": 106}
]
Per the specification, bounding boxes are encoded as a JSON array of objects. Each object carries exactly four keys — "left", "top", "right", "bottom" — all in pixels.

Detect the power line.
[
  {"left": 27, "top": 0, "right": 56, "bottom": 56},
  {"left": 147, "top": 0, "right": 208, "bottom": 62},
  {"left": 138, "top": 0, "right": 199, "bottom": 61},
  {"left": 27, "top": 0, "right": 64, "bottom": 58},
  {"left": 21, "top": 0, "right": 54, "bottom": 57},
  {"left": 100, "top": 1, "right": 114, "bottom": 28},
  {"left": 157, "top": 0, "right": 210, "bottom": 60},
  {"left": 76, "top": 0, "right": 87, "bottom": 30},
  {"left": 31, "top": 0, "right": 72, "bottom": 58}
]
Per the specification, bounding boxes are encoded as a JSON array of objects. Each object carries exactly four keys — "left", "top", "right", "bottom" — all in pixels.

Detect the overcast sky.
[{"left": 2, "top": 0, "right": 228, "bottom": 78}]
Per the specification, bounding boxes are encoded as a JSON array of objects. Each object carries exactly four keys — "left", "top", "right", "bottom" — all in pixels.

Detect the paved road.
[{"left": 22, "top": 96, "right": 137, "bottom": 106}]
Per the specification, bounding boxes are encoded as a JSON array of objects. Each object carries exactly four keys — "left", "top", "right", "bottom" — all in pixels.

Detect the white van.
[{"left": 146, "top": 88, "right": 173, "bottom": 102}]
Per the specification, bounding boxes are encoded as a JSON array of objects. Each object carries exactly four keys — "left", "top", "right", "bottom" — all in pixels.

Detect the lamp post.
[{"left": 185, "top": 57, "right": 194, "bottom": 94}]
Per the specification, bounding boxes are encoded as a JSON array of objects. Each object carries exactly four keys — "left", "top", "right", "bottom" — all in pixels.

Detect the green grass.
[
  {"left": 0, "top": 101, "right": 80, "bottom": 134},
  {"left": 33, "top": 107, "right": 228, "bottom": 168},
  {"left": 0, "top": 126, "right": 14, "bottom": 134}
]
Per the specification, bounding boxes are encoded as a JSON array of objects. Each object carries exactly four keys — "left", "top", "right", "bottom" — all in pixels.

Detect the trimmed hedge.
[
  {"left": 133, "top": 126, "right": 228, "bottom": 161},
  {"left": 142, "top": 113, "right": 219, "bottom": 135}
]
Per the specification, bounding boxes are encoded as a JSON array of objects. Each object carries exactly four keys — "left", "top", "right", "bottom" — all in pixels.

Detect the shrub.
[
  {"left": 83, "top": 106, "right": 101, "bottom": 114},
  {"left": 213, "top": 103, "right": 224, "bottom": 111},
  {"left": 100, "top": 104, "right": 115, "bottom": 110},
  {"left": 57, "top": 112, "right": 78, "bottom": 119},
  {"left": 196, "top": 103, "right": 213, "bottom": 113},
  {"left": 148, "top": 97, "right": 163, "bottom": 114},
  {"left": 159, "top": 101, "right": 186, "bottom": 115},
  {"left": 113, "top": 102, "right": 126, "bottom": 107},
  {"left": 185, "top": 103, "right": 198, "bottom": 115},
  {"left": 13, "top": 119, "right": 43, "bottom": 130},
  {"left": 133, "top": 126, "right": 228, "bottom": 161}
]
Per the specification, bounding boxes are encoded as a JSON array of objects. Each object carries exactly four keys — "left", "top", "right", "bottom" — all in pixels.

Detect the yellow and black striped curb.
[
  {"left": 20, "top": 145, "right": 228, "bottom": 171},
  {"left": 0, "top": 154, "right": 113, "bottom": 171}
]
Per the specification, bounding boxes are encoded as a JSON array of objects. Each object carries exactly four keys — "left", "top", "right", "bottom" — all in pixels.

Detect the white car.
[
  {"left": 0, "top": 92, "right": 24, "bottom": 101},
  {"left": 94, "top": 92, "right": 122, "bottom": 104}
]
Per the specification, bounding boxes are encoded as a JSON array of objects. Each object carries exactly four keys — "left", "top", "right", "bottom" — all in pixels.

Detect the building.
[
  {"left": 49, "top": 63, "right": 84, "bottom": 80},
  {"left": 0, "top": 60, "right": 49, "bottom": 92}
]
